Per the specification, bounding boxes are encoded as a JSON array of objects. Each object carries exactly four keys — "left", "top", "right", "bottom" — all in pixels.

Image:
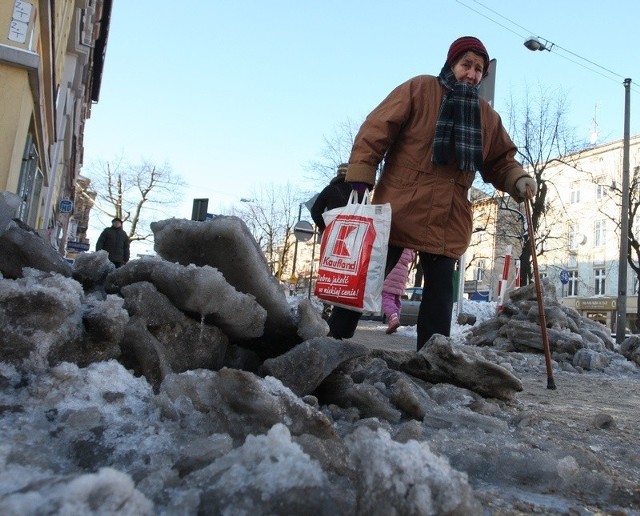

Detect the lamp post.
[
  {"left": 523, "top": 37, "right": 632, "bottom": 343},
  {"left": 291, "top": 202, "right": 303, "bottom": 283}
]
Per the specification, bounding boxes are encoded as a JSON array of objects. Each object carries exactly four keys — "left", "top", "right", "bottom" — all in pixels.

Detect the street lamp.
[
  {"left": 291, "top": 202, "right": 303, "bottom": 283},
  {"left": 523, "top": 37, "right": 632, "bottom": 343},
  {"left": 523, "top": 36, "right": 553, "bottom": 52}
]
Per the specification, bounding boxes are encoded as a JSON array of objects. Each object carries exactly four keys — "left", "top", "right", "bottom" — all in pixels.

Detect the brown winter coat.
[{"left": 346, "top": 75, "right": 529, "bottom": 259}]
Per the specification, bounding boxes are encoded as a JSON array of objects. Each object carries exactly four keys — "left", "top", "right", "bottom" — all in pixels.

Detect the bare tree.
[
  {"left": 304, "top": 117, "right": 362, "bottom": 187},
  {"left": 232, "top": 183, "right": 303, "bottom": 281},
  {"left": 624, "top": 164, "right": 640, "bottom": 330},
  {"left": 605, "top": 162, "right": 640, "bottom": 330},
  {"left": 77, "top": 156, "right": 185, "bottom": 245},
  {"left": 504, "top": 84, "right": 585, "bottom": 285}
]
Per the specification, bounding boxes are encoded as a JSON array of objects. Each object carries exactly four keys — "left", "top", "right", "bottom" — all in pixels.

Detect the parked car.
[
  {"left": 361, "top": 310, "right": 384, "bottom": 322},
  {"left": 399, "top": 287, "right": 422, "bottom": 326}
]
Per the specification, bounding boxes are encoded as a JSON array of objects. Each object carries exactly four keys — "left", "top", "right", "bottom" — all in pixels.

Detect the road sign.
[
  {"left": 293, "top": 220, "right": 314, "bottom": 242},
  {"left": 304, "top": 194, "right": 319, "bottom": 212},
  {"left": 478, "top": 58, "right": 497, "bottom": 106},
  {"left": 59, "top": 199, "right": 73, "bottom": 213},
  {"left": 559, "top": 269, "right": 569, "bottom": 284}
]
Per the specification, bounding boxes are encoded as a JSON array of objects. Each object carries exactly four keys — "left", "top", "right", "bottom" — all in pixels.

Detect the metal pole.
[
  {"left": 457, "top": 188, "right": 472, "bottom": 314},
  {"left": 307, "top": 231, "right": 317, "bottom": 299},
  {"left": 457, "top": 256, "right": 465, "bottom": 314},
  {"left": 616, "top": 79, "right": 632, "bottom": 344},
  {"left": 291, "top": 203, "right": 302, "bottom": 282}
]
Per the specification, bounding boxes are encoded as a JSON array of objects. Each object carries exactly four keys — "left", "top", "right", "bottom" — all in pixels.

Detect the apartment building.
[
  {"left": 462, "top": 187, "right": 523, "bottom": 301},
  {"left": 464, "top": 135, "right": 640, "bottom": 332},
  {"left": 0, "top": 0, "right": 111, "bottom": 251},
  {"left": 534, "top": 135, "right": 640, "bottom": 332}
]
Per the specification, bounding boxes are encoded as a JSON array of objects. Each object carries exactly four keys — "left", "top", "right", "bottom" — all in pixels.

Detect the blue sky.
[{"left": 83, "top": 0, "right": 639, "bottom": 233}]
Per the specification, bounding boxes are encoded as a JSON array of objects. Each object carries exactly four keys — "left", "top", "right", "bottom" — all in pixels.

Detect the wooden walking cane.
[{"left": 524, "top": 185, "right": 557, "bottom": 390}]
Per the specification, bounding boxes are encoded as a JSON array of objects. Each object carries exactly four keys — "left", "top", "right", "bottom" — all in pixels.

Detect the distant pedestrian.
[
  {"left": 310, "top": 163, "right": 364, "bottom": 235},
  {"left": 96, "top": 217, "right": 130, "bottom": 268},
  {"left": 382, "top": 248, "right": 414, "bottom": 334}
]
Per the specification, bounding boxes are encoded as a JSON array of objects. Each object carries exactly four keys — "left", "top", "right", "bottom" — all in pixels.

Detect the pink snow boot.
[{"left": 386, "top": 314, "right": 400, "bottom": 334}]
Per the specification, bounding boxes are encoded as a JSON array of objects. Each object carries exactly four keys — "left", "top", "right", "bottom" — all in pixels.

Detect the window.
[
  {"left": 16, "top": 135, "right": 43, "bottom": 228},
  {"left": 594, "top": 268, "right": 606, "bottom": 295},
  {"left": 568, "top": 224, "right": 579, "bottom": 250},
  {"left": 471, "top": 231, "right": 485, "bottom": 246},
  {"left": 570, "top": 182, "right": 580, "bottom": 204},
  {"left": 594, "top": 220, "right": 606, "bottom": 247},
  {"left": 595, "top": 178, "right": 607, "bottom": 200},
  {"left": 567, "top": 270, "right": 579, "bottom": 296},
  {"left": 475, "top": 260, "right": 485, "bottom": 282}
]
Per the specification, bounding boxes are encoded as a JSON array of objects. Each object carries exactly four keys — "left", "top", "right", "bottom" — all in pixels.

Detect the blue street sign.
[
  {"left": 59, "top": 199, "right": 73, "bottom": 213},
  {"left": 559, "top": 269, "right": 569, "bottom": 284}
]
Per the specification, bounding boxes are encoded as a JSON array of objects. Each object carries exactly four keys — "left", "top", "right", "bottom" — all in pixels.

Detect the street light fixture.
[
  {"left": 291, "top": 203, "right": 303, "bottom": 284},
  {"left": 523, "top": 37, "right": 632, "bottom": 343},
  {"left": 523, "top": 36, "right": 553, "bottom": 52}
]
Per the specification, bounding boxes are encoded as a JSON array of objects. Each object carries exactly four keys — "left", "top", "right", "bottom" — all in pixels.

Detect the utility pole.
[{"left": 616, "top": 78, "right": 632, "bottom": 342}]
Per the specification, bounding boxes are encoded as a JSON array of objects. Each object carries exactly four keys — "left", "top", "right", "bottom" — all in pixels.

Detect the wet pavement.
[{"left": 349, "top": 320, "right": 417, "bottom": 352}]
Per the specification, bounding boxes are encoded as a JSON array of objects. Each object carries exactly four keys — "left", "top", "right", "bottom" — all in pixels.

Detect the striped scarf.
[{"left": 432, "top": 65, "right": 484, "bottom": 172}]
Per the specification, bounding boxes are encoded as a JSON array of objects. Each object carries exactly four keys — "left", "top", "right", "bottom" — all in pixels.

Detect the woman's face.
[{"left": 451, "top": 51, "right": 485, "bottom": 86}]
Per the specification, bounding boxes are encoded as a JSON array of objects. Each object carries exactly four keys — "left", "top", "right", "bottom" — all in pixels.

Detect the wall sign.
[
  {"left": 59, "top": 199, "right": 74, "bottom": 213},
  {"left": 9, "top": 1, "right": 33, "bottom": 43}
]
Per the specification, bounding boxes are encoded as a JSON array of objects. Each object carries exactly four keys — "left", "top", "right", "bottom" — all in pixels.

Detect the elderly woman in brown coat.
[{"left": 328, "top": 36, "right": 537, "bottom": 350}]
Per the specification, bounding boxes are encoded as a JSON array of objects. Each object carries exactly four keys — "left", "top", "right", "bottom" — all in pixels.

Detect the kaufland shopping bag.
[{"left": 314, "top": 190, "right": 391, "bottom": 313}]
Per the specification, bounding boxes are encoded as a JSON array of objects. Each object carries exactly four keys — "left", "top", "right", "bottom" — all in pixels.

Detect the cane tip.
[{"left": 547, "top": 377, "right": 557, "bottom": 390}]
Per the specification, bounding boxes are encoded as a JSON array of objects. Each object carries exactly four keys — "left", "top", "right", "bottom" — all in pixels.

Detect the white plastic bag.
[{"left": 314, "top": 190, "right": 391, "bottom": 313}]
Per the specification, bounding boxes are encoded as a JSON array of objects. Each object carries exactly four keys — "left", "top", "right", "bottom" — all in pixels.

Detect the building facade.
[
  {"left": 533, "top": 135, "right": 640, "bottom": 332},
  {"left": 461, "top": 187, "right": 524, "bottom": 302},
  {"left": 462, "top": 135, "right": 640, "bottom": 333},
  {"left": 0, "top": 0, "right": 111, "bottom": 251}
]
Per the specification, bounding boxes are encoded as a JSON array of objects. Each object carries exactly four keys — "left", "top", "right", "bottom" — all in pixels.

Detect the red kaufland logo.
[
  {"left": 315, "top": 212, "right": 382, "bottom": 310},
  {"left": 321, "top": 217, "right": 374, "bottom": 275}
]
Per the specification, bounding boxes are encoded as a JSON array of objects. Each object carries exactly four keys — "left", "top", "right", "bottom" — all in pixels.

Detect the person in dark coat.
[
  {"left": 96, "top": 217, "right": 130, "bottom": 268},
  {"left": 310, "top": 163, "right": 364, "bottom": 235}
]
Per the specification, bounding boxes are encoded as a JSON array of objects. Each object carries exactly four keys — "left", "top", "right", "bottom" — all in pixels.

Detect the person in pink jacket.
[{"left": 382, "top": 248, "right": 415, "bottom": 334}]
